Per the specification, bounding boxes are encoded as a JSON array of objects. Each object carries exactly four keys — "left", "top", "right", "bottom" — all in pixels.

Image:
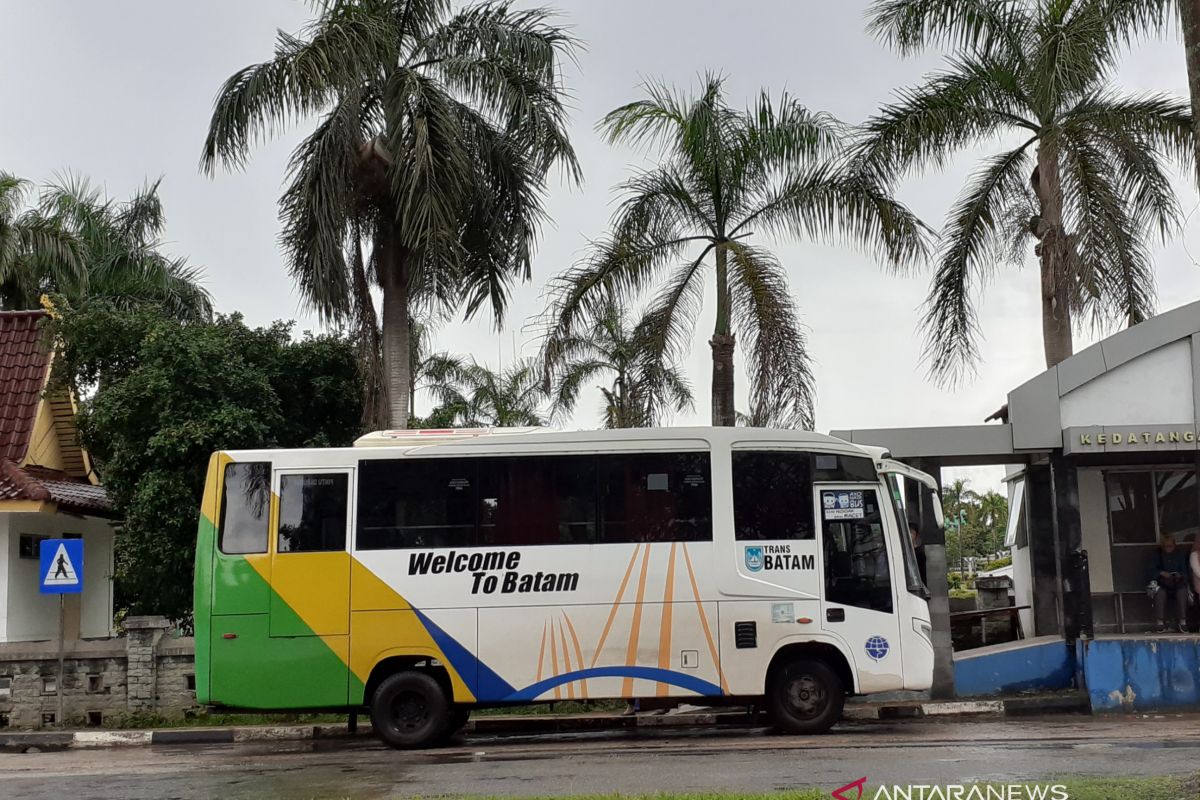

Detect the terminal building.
[{"left": 834, "top": 299, "right": 1200, "bottom": 710}]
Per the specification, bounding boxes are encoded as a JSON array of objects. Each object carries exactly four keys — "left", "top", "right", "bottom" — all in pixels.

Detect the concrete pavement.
[{"left": 2, "top": 714, "right": 1198, "bottom": 799}]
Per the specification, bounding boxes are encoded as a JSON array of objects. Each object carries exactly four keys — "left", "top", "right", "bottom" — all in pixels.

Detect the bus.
[{"left": 193, "top": 426, "right": 939, "bottom": 749}]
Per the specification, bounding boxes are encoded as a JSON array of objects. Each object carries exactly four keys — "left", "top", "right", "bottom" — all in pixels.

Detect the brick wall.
[{"left": 0, "top": 616, "right": 196, "bottom": 729}]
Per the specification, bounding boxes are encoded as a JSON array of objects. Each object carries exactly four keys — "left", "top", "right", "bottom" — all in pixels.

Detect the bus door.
[
  {"left": 267, "top": 468, "right": 353, "bottom": 704},
  {"left": 813, "top": 483, "right": 903, "bottom": 691}
]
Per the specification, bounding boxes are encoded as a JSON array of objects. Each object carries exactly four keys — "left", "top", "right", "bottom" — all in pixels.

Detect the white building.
[{"left": 0, "top": 310, "right": 115, "bottom": 643}]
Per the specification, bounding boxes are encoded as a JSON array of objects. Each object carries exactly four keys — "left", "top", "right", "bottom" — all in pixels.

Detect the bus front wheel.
[
  {"left": 370, "top": 671, "right": 450, "bottom": 749},
  {"left": 767, "top": 658, "right": 844, "bottom": 735}
]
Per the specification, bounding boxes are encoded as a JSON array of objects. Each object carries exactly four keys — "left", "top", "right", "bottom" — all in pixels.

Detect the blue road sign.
[{"left": 39, "top": 538, "right": 83, "bottom": 595}]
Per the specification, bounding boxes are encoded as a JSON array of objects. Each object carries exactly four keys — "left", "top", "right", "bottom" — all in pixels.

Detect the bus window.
[
  {"left": 357, "top": 459, "right": 476, "bottom": 549},
  {"left": 278, "top": 473, "right": 348, "bottom": 553},
  {"left": 477, "top": 456, "right": 596, "bottom": 546},
  {"left": 813, "top": 454, "right": 877, "bottom": 482},
  {"left": 732, "top": 451, "right": 814, "bottom": 540},
  {"left": 820, "top": 489, "right": 892, "bottom": 613},
  {"left": 599, "top": 452, "right": 712, "bottom": 543},
  {"left": 218, "top": 462, "right": 271, "bottom": 554}
]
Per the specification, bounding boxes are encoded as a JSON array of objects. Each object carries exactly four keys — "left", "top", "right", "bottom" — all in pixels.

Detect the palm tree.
[
  {"left": 542, "top": 75, "right": 927, "bottom": 429},
  {"left": 0, "top": 173, "right": 211, "bottom": 318},
  {"left": 544, "top": 299, "right": 692, "bottom": 428},
  {"left": 427, "top": 357, "right": 547, "bottom": 427},
  {"left": 863, "top": 0, "right": 1193, "bottom": 383},
  {"left": 0, "top": 173, "right": 80, "bottom": 305},
  {"left": 976, "top": 490, "right": 1010, "bottom": 558},
  {"left": 202, "top": 0, "right": 580, "bottom": 428}
]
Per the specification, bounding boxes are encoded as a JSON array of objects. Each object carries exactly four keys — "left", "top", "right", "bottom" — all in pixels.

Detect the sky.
[{"left": 3, "top": 1, "right": 1198, "bottom": 495}]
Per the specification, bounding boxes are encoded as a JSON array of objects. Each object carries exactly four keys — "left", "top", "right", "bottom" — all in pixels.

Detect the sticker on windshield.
[{"left": 823, "top": 490, "right": 865, "bottom": 520}]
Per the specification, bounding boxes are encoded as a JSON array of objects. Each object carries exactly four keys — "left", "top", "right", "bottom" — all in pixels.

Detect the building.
[
  {"left": 834, "top": 300, "right": 1200, "bottom": 709},
  {"left": 0, "top": 310, "right": 115, "bottom": 643}
]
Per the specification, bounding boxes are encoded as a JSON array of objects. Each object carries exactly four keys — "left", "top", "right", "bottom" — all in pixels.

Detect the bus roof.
[{"left": 219, "top": 426, "right": 873, "bottom": 462}]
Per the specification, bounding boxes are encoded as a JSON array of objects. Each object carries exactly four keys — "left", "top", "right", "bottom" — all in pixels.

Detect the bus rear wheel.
[
  {"left": 767, "top": 658, "right": 844, "bottom": 735},
  {"left": 370, "top": 671, "right": 450, "bottom": 749}
]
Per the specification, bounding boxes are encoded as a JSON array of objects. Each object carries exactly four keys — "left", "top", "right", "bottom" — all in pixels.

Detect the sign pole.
[
  {"left": 39, "top": 537, "right": 83, "bottom": 728},
  {"left": 57, "top": 593, "right": 65, "bottom": 725}
]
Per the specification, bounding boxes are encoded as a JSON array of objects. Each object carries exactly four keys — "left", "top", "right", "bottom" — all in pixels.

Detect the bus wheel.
[
  {"left": 767, "top": 658, "right": 844, "bottom": 735},
  {"left": 370, "top": 671, "right": 450, "bottom": 749}
]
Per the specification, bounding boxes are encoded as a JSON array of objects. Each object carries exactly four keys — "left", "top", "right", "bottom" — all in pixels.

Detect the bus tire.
[
  {"left": 370, "top": 671, "right": 450, "bottom": 749},
  {"left": 767, "top": 658, "right": 844, "bottom": 735}
]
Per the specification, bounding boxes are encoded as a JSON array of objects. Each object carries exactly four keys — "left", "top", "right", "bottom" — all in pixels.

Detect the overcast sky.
[{"left": 3, "top": 1, "right": 1197, "bottom": 494}]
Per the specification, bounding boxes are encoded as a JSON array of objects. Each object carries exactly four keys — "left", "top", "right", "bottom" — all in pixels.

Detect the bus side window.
[
  {"left": 277, "top": 473, "right": 348, "bottom": 553},
  {"left": 357, "top": 459, "right": 476, "bottom": 550},
  {"left": 219, "top": 462, "right": 271, "bottom": 554},
  {"left": 732, "top": 451, "right": 814, "bottom": 540},
  {"left": 599, "top": 452, "right": 712, "bottom": 543},
  {"left": 820, "top": 489, "right": 893, "bottom": 613},
  {"left": 477, "top": 456, "right": 596, "bottom": 546}
]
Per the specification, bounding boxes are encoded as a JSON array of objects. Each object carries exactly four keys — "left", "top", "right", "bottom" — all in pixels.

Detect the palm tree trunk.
[
  {"left": 1181, "top": 0, "right": 1200, "bottom": 185},
  {"left": 379, "top": 228, "right": 412, "bottom": 428},
  {"left": 351, "top": 230, "right": 388, "bottom": 431},
  {"left": 710, "top": 243, "right": 736, "bottom": 427},
  {"left": 1032, "top": 146, "right": 1074, "bottom": 369}
]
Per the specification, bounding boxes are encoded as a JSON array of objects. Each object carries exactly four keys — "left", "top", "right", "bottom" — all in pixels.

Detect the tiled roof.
[
  {"left": 0, "top": 460, "right": 112, "bottom": 515},
  {"left": 0, "top": 310, "right": 51, "bottom": 463}
]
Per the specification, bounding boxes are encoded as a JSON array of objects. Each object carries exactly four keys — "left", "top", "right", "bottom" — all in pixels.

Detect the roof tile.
[{"left": 0, "top": 310, "right": 51, "bottom": 463}]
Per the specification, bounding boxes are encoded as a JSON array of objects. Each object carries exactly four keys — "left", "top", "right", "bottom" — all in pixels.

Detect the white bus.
[{"left": 194, "top": 426, "right": 938, "bottom": 749}]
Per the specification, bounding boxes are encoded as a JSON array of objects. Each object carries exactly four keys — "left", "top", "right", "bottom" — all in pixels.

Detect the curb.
[
  {"left": 844, "top": 695, "right": 1090, "bottom": 721},
  {"left": 0, "top": 697, "right": 1089, "bottom": 751}
]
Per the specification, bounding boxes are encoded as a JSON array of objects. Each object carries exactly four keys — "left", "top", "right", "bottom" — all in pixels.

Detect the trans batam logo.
[
  {"left": 745, "top": 546, "right": 764, "bottom": 572},
  {"left": 744, "top": 544, "right": 814, "bottom": 572}
]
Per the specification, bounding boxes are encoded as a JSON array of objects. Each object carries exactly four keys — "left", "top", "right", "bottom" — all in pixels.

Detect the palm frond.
[
  {"left": 922, "top": 142, "right": 1035, "bottom": 385},
  {"left": 856, "top": 54, "right": 1032, "bottom": 182},
  {"left": 724, "top": 241, "right": 815, "bottom": 430},
  {"left": 866, "top": 0, "right": 1031, "bottom": 58},
  {"left": 201, "top": 6, "right": 396, "bottom": 173}
]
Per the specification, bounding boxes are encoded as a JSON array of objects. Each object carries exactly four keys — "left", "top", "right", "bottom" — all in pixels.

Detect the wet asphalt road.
[{"left": 4, "top": 715, "right": 1200, "bottom": 799}]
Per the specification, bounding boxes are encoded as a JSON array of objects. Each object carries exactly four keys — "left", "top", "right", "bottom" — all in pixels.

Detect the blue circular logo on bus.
[{"left": 865, "top": 636, "right": 890, "bottom": 661}]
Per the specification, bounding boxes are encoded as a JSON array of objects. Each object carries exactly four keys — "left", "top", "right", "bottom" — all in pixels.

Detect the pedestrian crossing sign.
[{"left": 39, "top": 538, "right": 84, "bottom": 594}]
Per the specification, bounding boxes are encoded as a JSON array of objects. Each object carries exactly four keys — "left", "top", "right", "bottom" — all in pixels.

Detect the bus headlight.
[{"left": 913, "top": 619, "right": 932, "bottom": 642}]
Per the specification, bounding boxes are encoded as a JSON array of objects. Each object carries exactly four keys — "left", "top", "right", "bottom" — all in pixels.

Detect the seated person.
[{"left": 1149, "top": 534, "right": 1190, "bottom": 632}]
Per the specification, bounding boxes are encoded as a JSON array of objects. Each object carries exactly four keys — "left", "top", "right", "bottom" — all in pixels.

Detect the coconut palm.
[
  {"left": 0, "top": 173, "right": 210, "bottom": 318},
  {"left": 862, "top": 0, "right": 1193, "bottom": 383},
  {"left": 544, "top": 299, "right": 692, "bottom": 428},
  {"left": 543, "top": 75, "right": 926, "bottom": 429},
  {"left": 427, "top": 357, "right": 547, "bottom": 427},
  {"left": 202, "top": 0, "right": 580, "bottom": 428}
]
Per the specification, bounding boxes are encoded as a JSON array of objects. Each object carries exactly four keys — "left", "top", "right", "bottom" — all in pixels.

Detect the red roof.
[
  {"left": 0, "top": 310, "right": 52, "bottom": 463},
  {"left": 0, "top": 460, "right": 111, "bottom": 515}
]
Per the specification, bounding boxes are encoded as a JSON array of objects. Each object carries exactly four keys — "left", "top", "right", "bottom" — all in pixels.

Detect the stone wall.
[{"left": 0, "top": 616, "right": 196, "bottom": 729}]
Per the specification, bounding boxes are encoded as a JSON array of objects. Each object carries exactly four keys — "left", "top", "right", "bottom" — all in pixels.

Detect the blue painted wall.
[
  {"left": 954, "top": 640, "right": 1076, "bottom": 697},
  {"left": 1079, "top": 638, "right": 1200, "bottom": 712}
]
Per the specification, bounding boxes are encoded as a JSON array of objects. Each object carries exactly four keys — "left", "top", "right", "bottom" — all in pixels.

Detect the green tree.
[
  {"left": 427, "top": 357, "right": 547, "bottom": 427},
  {"left": 202, "top": 0, "right": 580, "bottom": 429},
  {"left": 0, "top": 173, "right": 211, "bottom": 318},
  {"left": 543, "top": 75, "right": 927, "bottom": 429},
  {"left": 863, "top": 0, "right": 1193, "bottom": 382},
  {"left": 544, "top": 299, "right": 693, "bottom": 428},
  {"left": 53, "top": 305, "right": 362, "bottom": 621},
  {"left": 976, "top": 489, "right": 1010, "bottom": 558}
]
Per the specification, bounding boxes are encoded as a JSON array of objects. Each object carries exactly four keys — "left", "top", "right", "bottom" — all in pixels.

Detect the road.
[{"left": 4, "top": 715, "right": 1200, "bottom": 799}]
